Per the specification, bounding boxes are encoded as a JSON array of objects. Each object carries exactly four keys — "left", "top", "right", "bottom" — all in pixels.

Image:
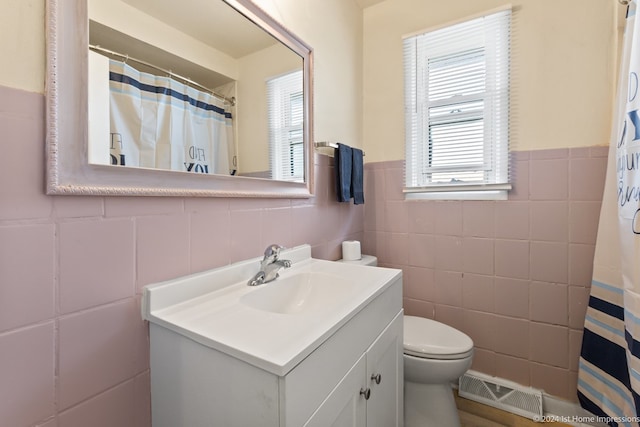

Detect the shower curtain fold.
[
  {"left": 578, "top": 2, "right": 640, "bottom": 424},
  {"left": 107, "top": 60, "right": 235, "bottom": 175}
]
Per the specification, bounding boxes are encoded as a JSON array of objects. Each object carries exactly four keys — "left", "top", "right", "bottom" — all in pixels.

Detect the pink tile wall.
[
  {"left": 364, "top": 146, "right": 608, "bottom": 403},
  {"left": 0, "top": 86, "right": 363, "bottom": 426}
]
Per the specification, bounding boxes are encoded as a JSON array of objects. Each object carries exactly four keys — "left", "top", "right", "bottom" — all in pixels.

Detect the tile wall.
[
  {"left": 0, "top": 83, "right": 610, "bottom": 424},
  {"left": 0, "top": 86, "right": 363, "bottom": 427},
  {"left": 362, "top": 147, "right": 608, "bottom": 402}
]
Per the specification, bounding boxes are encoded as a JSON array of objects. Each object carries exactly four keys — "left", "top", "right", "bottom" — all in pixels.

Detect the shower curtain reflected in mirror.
[
  {"left": 578, "top": 1, "right": 640, "bottom": 422},
  {"left": 91, "top": 52, "right": 236, "bottom": 175}
]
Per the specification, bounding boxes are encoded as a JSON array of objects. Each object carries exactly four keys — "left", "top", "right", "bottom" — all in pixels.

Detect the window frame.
[{"left": 403, "top": 7, "right": 512, "bottom": 200}]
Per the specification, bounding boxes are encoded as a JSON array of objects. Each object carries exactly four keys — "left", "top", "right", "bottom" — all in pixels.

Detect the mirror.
[{"left": 46, "top": 0, "right": 314, "bottom": 197}]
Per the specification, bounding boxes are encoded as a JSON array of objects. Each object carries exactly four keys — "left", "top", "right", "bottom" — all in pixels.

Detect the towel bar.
[{"left": 314, "top": 141, "right": 365, "bottom": 156}]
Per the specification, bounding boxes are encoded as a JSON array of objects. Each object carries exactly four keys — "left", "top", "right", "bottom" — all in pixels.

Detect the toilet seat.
[{"left": 404, "top": 315, "right": 474, "bottom": 360}]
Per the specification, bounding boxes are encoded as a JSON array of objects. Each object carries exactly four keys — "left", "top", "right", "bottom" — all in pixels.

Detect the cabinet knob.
[
  {"left": 371, "top": 373, "right": 382, "bottom": 385},
  {"left": 360, "top": 387, "right": 371, "bottom": 400}
]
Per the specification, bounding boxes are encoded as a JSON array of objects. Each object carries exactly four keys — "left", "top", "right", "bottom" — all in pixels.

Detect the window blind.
[
  {"left": 403, "top": 8, "right": 511, "bottom": 194},
  {"left": 267, "top": 70, "right": 304, "bottom": 182}
]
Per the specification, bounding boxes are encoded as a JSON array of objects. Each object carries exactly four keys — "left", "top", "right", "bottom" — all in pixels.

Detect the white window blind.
[
  {"left": 267, "top": 70, "right": 304, "bottom": 182},
  {"left": 403, "top": 8, "right": 511, "bottom": 197}
]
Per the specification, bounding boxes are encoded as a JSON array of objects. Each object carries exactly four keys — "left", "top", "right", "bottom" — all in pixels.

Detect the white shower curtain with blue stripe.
[
  {"left": 579, "top": 2, "right": 640, "bottom": 424},
  {"left": 107, "top": 60, "right": 236, "bottom": 175}
]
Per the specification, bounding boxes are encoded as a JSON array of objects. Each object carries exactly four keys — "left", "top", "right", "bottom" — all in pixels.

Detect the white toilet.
[{"left": 338, "top": 254, "right": 474, "bottom": 427}]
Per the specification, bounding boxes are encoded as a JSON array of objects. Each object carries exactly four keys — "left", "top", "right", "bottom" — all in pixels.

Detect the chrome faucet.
[{"left": 247, "top": 244, "right": 292, "bottom": 286}]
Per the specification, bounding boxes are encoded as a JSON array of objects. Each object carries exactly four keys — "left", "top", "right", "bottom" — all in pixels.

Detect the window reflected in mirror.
[{"left": 267, "top": 70, "right": 304, "bottom": 182}]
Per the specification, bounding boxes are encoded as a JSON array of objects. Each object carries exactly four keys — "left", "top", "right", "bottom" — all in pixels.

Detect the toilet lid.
[{"left": 404, "top": 315, "right": 474, "bottom": 360}]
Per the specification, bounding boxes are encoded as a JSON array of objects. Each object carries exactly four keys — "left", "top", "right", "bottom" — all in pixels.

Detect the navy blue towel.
[
  {"left": 352, "top": 148, "right": 364, "bottom": 205},
  {"left": 335, "top": 143, "right": 352, "bottom": 202}
]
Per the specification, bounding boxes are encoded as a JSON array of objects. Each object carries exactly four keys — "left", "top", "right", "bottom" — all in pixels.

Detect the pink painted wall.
[
  {"left": 0, "top": 85, "right": 363, "bottom": 427},
  {"left": 363, "top": 147, "right": 608, "bottom": 402}
]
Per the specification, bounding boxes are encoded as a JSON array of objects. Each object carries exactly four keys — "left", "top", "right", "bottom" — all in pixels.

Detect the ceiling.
[
  {"left": 121, "top": 0, "right": 277, "bottom": 58},
  {"left": 354, "top": 0, "right": 386, "bottom": 9}
]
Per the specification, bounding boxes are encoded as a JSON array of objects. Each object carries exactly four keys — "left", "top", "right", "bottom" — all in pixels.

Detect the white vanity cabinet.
[
  {"left": 143, "top": 245, "right": 403, "bottom": 427},
  {"left": 305, "top": 312, "right": 403, "bottom": 427}
]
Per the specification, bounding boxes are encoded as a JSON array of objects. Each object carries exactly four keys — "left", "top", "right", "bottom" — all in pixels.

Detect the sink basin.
[
  {"left": 240, "top": 272, "right": 353, "bottom": 314},
  {"left": 141, "top": 244, "right": 402, "bottom": 375}
]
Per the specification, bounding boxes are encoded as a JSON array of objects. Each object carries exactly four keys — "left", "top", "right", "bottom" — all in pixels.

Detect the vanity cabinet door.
[
  {"left": 365, "top": 312, "right": 403, "bottom": 427},
  {"left": 303, "top": 311, "right": 403, "bottom": 427},
  {"left": 304, "top": 354, "right": 367, "bottom": 427}
]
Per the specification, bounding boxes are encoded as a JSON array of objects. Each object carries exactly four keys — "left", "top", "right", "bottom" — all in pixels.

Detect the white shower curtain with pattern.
[
  {"left": 108, "top": 60, "right": 235, "bottom": 175},
  {"left": 578, "top": 2, "right": 640, "bottom": 424}
]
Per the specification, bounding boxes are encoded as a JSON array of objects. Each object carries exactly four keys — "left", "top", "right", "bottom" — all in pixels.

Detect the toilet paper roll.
[{"left": 342, "top": 240, "right": 362, "bottom": 261}]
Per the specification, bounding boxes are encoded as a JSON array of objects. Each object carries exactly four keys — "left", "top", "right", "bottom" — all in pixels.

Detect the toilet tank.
[{"left": 337, "top": 254, "right": 378, "bottom": 266}]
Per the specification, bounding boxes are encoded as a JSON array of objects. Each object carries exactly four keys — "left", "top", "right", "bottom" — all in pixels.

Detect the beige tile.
[
  {"left": 530, "top": 323, "right": 569, "bottom": 368},
  {"left": 0, "top": 323, "right": 55, "bottom": 427},
  {"left": 384, "top": 201, "right": 409, "bottom": 233},
  {"left": 470, "top": 348, "right": 497, "bottom": 376},
  {"left": 530, "top": 363, "right": 571, "bottom": 400},
  {"left": 494, "top": 278, "right": 530, "bottom": 319},
  {"left": 386, "top": 232, "right": 409, "bottom": 265},
  {"left": 291, "top": 205, "right": 316, "bottom": 248},
  {"left": 408, "top": 200, "right": 435, "bottom": 234},
  {"left": 463, "top": 274, "right": 494, "bottom": 313},
  {"left": 569, "top": 201, "right": 601, "bottom": 244},
  {"left": 403, "top": 298, "right": 435, "bottom": 319},
  {"left": 569, "top": 329, "right": 584, "bottom": 372},
  {"left": 0, "top": 224, "right": 55, "bottom": 331},
  {"left": 435, "top": 304, "right": 466, "bottom": 333},
  {"left": 570, "top": 157, "right": 607, "bottom": 201},
  {"left": 134, "top": 372, "right": 152, "bottom": 427},
  {"left": 530, "top": 202, "right": 568, "bottom": 242},
  {"left": 435, "top": 201, "right": 463, "bottom": 236},
  {"left": 384, "top": 167, "right": 404, "bottom": 201},
  {"left": 190, "top": 210, "right": 231, "bottom": 272},
  {"left": 530, "top": 242, "right": 568, "bottom": 284},
  {"left": 105, "top": 197, "right": 183, "bottom": 217},
  {"left": 408, "top": 233, "right": 435, "bottom": 268},
  {"left": 435, "top": 235, "right": 463, "bottom": 271},
  {"left": 463, "top": 238, "right": 494, "bottom": 275},
  {"left": 569, "top": 244, "right": 596, "bottom": 287},
  {"left": 58, "top": 300, "right": 141, "bottom": 410},
  {"left": 530, "top": 159, "right": 569, "bottom": 201},
  {"left": 59, "top": 219, "right": 135, "bottom": 313},
  {"left": 58, "top": 380, "right": 137, "bottom": 427},
  {"left": 53, "top": 196, "right": 104, "bottom": 218},
  {"left": 569, "top": 286, "right": 590, "bottom": 329},
  {"left": 463, "top": 201, "right": 495, "bottom": 238},
  {"left": 494, "top": 353, "right": 530, "bottom": 386},
  {"left": 405, "top": 267, "right": 435, "bottom": 301},
  {"left": 495, "top": 240, "right": 530, "bottom": 279},
  {"left": 530, "top": 281, "right": 568, "bottom": 326},
  {"left": 493, "top": 316, "right": 530, "bottom": 359},
  {"left": 462, "top": 311, "right": 497, "bottom": 351},
  {"left": 435, "top": 270, "right": 464, "bottom": 306},
  {"left": 494, "top": 202, "right": 530, "bottom": 240},
  {"left": 531, "top": 148, "right": 569, "bottom": 160},
  {"left": 136, "top": 214, "right": 190, "bottom": 289}
]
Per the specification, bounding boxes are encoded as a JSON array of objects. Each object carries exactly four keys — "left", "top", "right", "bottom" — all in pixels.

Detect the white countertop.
[{"left": 142, "top": 245, "right": 401, "bottom": 376}]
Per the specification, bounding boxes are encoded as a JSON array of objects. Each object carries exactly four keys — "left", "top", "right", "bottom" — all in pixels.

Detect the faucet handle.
[{"left": 263, "top": 244, "right": 284, "bottom": 260}]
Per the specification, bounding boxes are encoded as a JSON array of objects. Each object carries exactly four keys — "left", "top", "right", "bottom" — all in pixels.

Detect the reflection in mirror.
[{"left": 87, "top": 0, "right": 305, "bottom": 182}]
